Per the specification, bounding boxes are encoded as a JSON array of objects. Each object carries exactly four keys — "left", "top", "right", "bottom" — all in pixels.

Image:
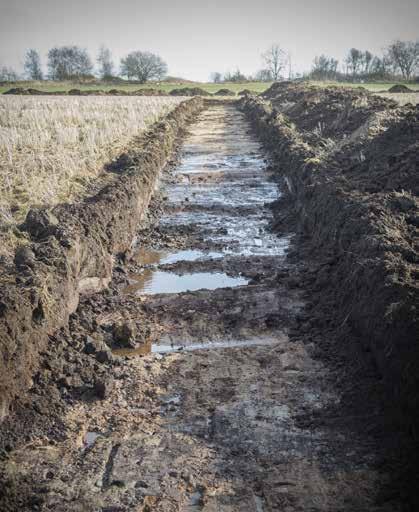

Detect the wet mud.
[{"left": 0, "top": 102, "right": 409, "bottom": 511}]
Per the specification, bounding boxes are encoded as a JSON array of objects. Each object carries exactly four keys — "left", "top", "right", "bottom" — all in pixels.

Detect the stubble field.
[{"left": 0, "top": 95, "right": 184, "bottom": 226}]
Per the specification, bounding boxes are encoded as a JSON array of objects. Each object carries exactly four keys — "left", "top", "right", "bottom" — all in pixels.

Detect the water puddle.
[
  {"left": 183, "top": 489, "right": 204, "bottom": 511},
  {"left": 254, "top": 495, "right": 265, "bottom": 512},
  {"left": 133, "top": 248, "right": 223, "bottom": 266},
  {"left": 83, "top": 431, "right": 100, "bottom": 449},
  {"left": 161, "top": 212, "right": 290, "bottom": 256},
  {"left": 168, "top": 180, "right": 278, "bottom": 208},
  {"left": 126, "top": 270, "right": 248, "bottom": 296},
  {"left": 113, "top": 337, "right": 280, "bottom": 357}
]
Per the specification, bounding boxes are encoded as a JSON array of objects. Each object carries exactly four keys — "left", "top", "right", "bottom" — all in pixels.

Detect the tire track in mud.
[{"left": 1, "top": 103, "right": 400, "bottom": 511}]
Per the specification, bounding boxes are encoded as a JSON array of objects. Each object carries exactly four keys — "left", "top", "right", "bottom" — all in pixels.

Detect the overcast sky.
[{"left": 0, "top": 0, "right": 418, "bottom": 81}]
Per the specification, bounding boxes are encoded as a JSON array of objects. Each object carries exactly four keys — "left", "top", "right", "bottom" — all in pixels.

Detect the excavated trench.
[{"left": 1, "top": 103, "right": 401, "bottom": 511}]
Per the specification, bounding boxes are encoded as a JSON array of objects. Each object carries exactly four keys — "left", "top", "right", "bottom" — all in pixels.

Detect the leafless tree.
[
  {"left": 255, "top": 69, "right": 273, "bottom": 82},
  {"left": 386, "top": 40, "right": 419, "bottom": 80},
  {"left": 311, "top": 55, "right": 339, "bottom": 80},
  {"left": 47, "top": 46, "right": 93, "bottom": 80},
  {"left": 223, "top": 69, "right": 247, "bottom": 83},
  {"left": 210, "top": 72, "right": 222, "bottom": 83},
  {"left": 345, "top": 48, "right": 363, "bottom": 77},
  {"left": 362, "top": 50, "right": 373, "bottom": 74},
  {"left": 97, "top": 45, "right": 114, "bottom": 79},
  {"left": 0, "top": 66, "right": 19, "bottom": 81},
  {"left": 120, "top": 51, "right": 167, "bottom": 83},
  {"left": 262, "top": 44, "right": 286, "bottom": 81},
  {"left": 24, "top": 49, "right": 43, "bottom": 80}
]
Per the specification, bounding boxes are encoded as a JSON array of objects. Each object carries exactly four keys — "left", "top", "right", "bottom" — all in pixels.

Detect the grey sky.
[{"left": 0, "top": 0, "right": 418, "bottom": 81}]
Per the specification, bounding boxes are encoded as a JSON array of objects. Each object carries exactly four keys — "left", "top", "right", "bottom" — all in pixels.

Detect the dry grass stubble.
[{"left": 0, "top": 95, "right": 185, "bottom": 257}]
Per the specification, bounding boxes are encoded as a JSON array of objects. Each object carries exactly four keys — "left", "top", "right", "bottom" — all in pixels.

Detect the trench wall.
[
  {"left": 240, "top": 95, "right": 418, "bottom": 428},
  {"left": 0, "top": 97, "right": 203, "bottom": 420}
]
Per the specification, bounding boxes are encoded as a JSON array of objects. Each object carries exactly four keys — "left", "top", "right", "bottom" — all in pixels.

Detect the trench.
[{"left": 6, "top": 102, "right": 395, "bottom": 511}]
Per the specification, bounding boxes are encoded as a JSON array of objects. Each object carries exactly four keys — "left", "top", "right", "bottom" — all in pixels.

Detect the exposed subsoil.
[{"left": 0, "top": 101, "right": 411, "bottom": 511}]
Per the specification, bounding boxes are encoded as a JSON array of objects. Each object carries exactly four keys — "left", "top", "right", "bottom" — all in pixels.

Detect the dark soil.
[
  {"left": 214, "top": 88, "right": 236, "bottom": 96},
  {"left": 0, "top": 86, "right": 417, "bottom": 510},
  {"left": 170, "top": 87, "right": 211, "bottom": 96},
  {"left": 262, "top": 81, "right": 398, "bottom": 141},
  {"left": 1, "top": 102, "right": 407, "bottom": 512},
  {"left": 388, "top": 84, "right": 414, "bottom": 93},
  {"left": 241, "top": 83, "right": 419, "bottom": 509}
]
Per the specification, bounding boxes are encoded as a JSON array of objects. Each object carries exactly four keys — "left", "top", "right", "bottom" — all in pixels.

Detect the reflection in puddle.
[
  {"left": 83, "top": 431, "right": 100, "bottom": 449},
  {"left": 168, "top": 180, "right": 278, "bottom": 208},
  {"left": 126, "top": 270, "right": 248, "bottom": 296},
  {"left": 184, "top": 489, "right": 204, "bottom": 511},
  {"left": 161, "top": 212, "right": 290, "bottom": 257},
  {"left": 113, "top": 337, "right": 280, "bottom": 357},
  {"left": 113, "top": 340, "right": 152, "bottom": 357},
  {"left": 133, "top": 248, "right": 223, "bottom": 266},
  {"left": 254, "top": 495, "right": 265, "bottom": 512}
]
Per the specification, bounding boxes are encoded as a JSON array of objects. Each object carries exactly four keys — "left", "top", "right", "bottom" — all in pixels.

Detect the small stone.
[
  {"left": 94, "top": 378, "right": 114, "bottom": 399},
  {"left": 21, "top": 208, "right": 59, "bottom": 239},
  {"left": 113, "top": 321, "right": 137, "bottom": 348},
  {"left": 84, "top": 335, "right": 104, "bottom": 355},
  {"left": 96, "top": 349, "right": 114, "bottom": 364},
  {"left": 14, "top": 246, "right": 36, "bottom": 270},
  {"left": 58, "top": 375, "right": 72, "bottom": 388}
]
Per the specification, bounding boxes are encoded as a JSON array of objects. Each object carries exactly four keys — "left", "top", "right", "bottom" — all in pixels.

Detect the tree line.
[
  {"left": 211, "top": 40, "right": 419, "bottom": 84},
  {"left": 211, "top": 44, "right": 292, "bottom": 83},
  {"left": 1, "top": 39, "right": 418, "bottom": 83},
  {"left": 310, "top": 40, "right": 419, "bottom": 81},
  {"left": 0, "top": 46, "right": 167, "bottom": 83}
]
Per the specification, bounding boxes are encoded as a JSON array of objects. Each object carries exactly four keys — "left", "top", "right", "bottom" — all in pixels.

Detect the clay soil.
[{"left": 0, "top": 93, "right": 417, "bottom": 511}]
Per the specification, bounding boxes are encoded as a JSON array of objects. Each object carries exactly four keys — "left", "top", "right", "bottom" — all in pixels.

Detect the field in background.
[
  {"left": 2, "top": 80, "right": 419, "bottom": 95},
  {"left": 309, "top": 81, "right": 419, "bottom": 91},
  {"left": 0, "top": 96, "right": 184, "bottom": 227},
  {"left": 0, "top": 81, "right": 272, "bottom": 94}
]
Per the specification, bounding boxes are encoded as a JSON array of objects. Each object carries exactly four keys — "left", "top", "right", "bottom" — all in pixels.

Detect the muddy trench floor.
[{"left": 0, "top": 104, "right": 405, "bottom": 511}]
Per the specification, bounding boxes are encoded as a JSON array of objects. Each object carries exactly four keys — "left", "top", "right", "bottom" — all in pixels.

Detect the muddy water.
[
  {"left": 10, "top": 104, "right": 392, "bottom": 511},
  {"left": 125, "top": 270, "right": 248, "bottom": 295},
  {"left": 127, "top": 104, "right": 289, "bottom": 298}
]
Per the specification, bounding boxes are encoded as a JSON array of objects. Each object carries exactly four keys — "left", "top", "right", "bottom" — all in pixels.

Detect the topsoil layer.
[{"left": 388, "top": 84, "right": 415, "bottom": 93}]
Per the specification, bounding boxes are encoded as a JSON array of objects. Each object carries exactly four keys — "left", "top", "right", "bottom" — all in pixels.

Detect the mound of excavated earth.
[
  {"left": 242, "top": 83, "right": 418, "bottom": 506},
  {"left": 388, "top": 84, "right": 414, "bottom": 93}
]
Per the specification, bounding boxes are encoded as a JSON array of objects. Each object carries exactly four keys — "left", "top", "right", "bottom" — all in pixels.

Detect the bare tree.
[
  {"left": 120, "top": 51, "right": 167, "bottom": 83},
  {"left": 48, "top": 46, "right": 93, "bottom": 80},
  {"left": 255, "top": 69, "right": 273, "bottom": 82},
  {"left": 0, "top": 66, "right": 19, "bottom": 81},
  {"left": 97, "top": 45, "right": 114, "bottom": 79},
  {"left": 386, "top": 40, "right": 419, "bottom": 80},
  {"left": 262, "top": 44, "right": 286, "bottom": 81},
  {"left": 210, "top": 72, "right": 222, "bottom": 83},
  {"left": 345, "top": 48, "right": 363, "bottom": 77},
  {"left": 24, "top": 49, "right": 43, "bottom": 80},
  {"left": 311, "top": 55, "right": 339, "bottom": 80},
  {"left": 224, "top": 69, "right": 247, "bottom": 83},
  {"left": 362, "top": 50, "right": 373, "bottom": 74}
]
